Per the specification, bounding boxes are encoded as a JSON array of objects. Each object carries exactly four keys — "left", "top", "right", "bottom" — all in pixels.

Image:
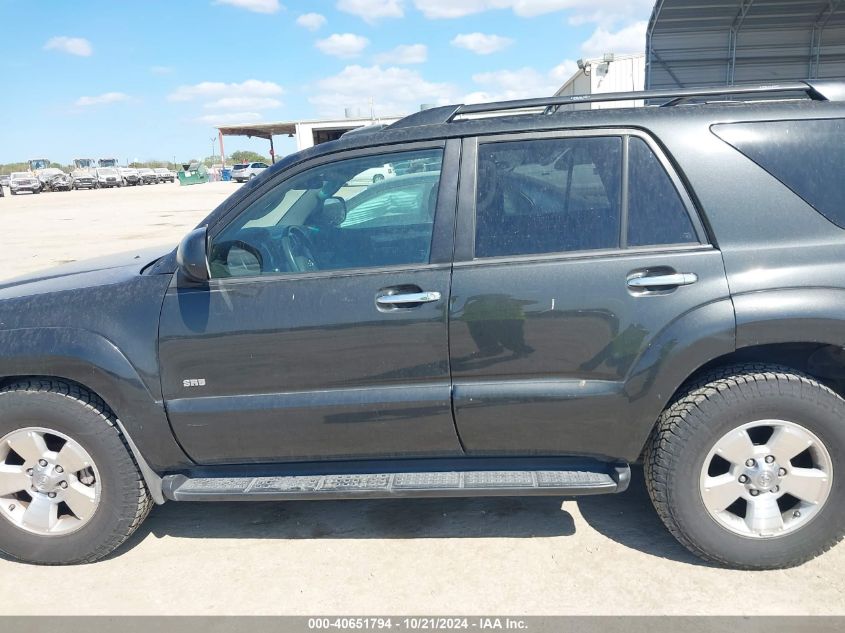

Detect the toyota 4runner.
[{"left": 1, "top": 81, "right": 844, "bottom": 567}]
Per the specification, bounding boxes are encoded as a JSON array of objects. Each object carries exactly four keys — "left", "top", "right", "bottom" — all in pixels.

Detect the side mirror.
[{"left": 176, "top": 227, "right": 210, "bottom": 283}]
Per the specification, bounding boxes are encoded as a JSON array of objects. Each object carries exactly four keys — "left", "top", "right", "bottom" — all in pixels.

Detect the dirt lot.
[{"left": 0, "top": 183, "right": 843, "bottom": 615}]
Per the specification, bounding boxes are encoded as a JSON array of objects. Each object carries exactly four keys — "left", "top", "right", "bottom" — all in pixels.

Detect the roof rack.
[{"left": 388, "top": 81, "right": 844, "bottom": 131}]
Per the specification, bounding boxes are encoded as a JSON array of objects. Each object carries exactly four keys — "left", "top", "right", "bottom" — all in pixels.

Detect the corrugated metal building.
[{"left": 646, "top": 0, "right": 845, "bottom": 89}]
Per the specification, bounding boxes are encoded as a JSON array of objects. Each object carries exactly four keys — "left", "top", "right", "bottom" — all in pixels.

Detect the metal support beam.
[
  {"left": 809, "top": 0, "right": 842, "bottom": 79},
  {"left": 727, "top": 0, "right": 756, "bottom": 85},
  {"left": 645, "top": 0, "right": 667, "bottom": 89},
  {"left": 218, "top": 131, "right": 226, "bottom": 169}
]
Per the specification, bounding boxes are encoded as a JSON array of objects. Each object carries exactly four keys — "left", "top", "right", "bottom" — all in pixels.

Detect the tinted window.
[
  {"left": 209, "top": 149, "right": 443, "bottom": 278},
  {"left": 475, "top": 137, "right": 621, "bottom": 258},
  {"left": 627, "top": 137, "right": 697, "bottom": 246},
  {"left": 713, "top": 119, "right": 845, "bottom": 228}
]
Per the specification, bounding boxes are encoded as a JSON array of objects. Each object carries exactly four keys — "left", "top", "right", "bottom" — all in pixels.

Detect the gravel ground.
[{"left": 0, "top": 182, "right": 843, "bottom": 615}]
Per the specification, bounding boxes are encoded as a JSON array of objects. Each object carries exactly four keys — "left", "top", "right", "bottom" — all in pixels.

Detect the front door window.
[{"left": 209, "top": 149, "right": 444, "bottom": 278}]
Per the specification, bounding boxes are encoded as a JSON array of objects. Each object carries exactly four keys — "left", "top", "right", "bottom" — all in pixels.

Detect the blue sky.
[{"left": 0, "top": 0, "right": 652, "bottom": 164}]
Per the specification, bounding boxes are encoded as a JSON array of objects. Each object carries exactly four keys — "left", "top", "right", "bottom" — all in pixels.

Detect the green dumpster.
[{"left": 177, "top": 162, "right": 209, "bottom": 186}]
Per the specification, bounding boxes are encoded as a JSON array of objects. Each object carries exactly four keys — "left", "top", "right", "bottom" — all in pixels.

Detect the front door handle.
[
  {"left": 376, "top": 291, "right": 442, "bottom": 306},
  {"left": 627, "top": 273, "right": 698, "bottom": 289}
]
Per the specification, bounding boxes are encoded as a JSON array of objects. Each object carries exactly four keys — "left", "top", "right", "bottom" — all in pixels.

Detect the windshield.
[
  {"left": 233, "top": 164, "right": 248, "bottom": 170},
  {"left": 11, "top": 172, "right": 29, "bottom": 179},
  {"left": 98, "top": 168, "right": 118, "bottom": 176},
  {"left": 74, "top": 159, "right": 96, "bottom": 169},
  {"left": 29, "top": 159, "right": 50, "bottom": 170}
]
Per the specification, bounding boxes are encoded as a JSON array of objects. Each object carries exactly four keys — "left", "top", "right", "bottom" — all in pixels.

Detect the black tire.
[
  {"left": 644, "top": 363, "right": 845, "bottom": 569},
  {"left": 0, "top": 380, "right": 152, "bottom": 565}
]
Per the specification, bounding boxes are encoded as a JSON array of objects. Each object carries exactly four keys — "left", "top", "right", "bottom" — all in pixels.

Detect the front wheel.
[
  {"left": 645, "top": 364, "right": 845, "bottom": 569},
  {"left": 0, "top": 380, "right": 152, "bottom": 565}
]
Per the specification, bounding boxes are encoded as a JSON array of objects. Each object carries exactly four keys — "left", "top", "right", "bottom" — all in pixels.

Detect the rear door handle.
[
  {"left": 627, "top": 273, "right": 698, "bottom": 289},
  {"left": 376, "top": 291, "right": 442, "bottom": 306}
]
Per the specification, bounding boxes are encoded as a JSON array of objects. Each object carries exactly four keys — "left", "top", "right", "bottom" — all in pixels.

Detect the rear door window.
[
  {"left": 712, "top": 119, "right": 845, "bottom": 228},
  {"left": 473, "top": 134, "right": 700, "bottom": 258},
  {"left": 627, "top": 137, "right": 698, "bottom": 246},
  {"left": 475, "top": 137, "right": 622, "bottom": 258}
]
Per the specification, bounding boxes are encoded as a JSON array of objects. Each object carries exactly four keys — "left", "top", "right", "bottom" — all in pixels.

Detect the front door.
[
  {"left": 449, "top": 132, "right": 733, "bottom": 459},
  {"left": 159, "top": 142, "right": 464, "bottom": 465}
]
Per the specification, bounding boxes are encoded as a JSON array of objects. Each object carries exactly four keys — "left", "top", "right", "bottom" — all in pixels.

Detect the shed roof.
[{"left": 646, "top": 0, "right": 845, "bottom": 88}]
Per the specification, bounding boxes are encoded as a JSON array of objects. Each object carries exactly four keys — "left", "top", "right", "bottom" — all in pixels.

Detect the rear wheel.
[
  {"left": 0, "top": 380, "right": 152, "bottom": 565},
  {"left": 645, "top": 364, "right": 845, "bottom": 569}
]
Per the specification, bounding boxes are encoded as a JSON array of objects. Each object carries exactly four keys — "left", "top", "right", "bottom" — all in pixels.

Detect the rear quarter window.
[{"left": 712, "top": 119, "right": 845, "bottom": 228}]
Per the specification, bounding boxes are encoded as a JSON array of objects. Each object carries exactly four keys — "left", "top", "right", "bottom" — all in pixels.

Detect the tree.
[{"left": 229, "top": 150, "right": 269, "bottom": 164}]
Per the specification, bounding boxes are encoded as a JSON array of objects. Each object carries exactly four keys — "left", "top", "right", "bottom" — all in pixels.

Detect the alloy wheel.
[
  {"left": 0, "top": 427, "right": 101, "bottom": 536},
  {"left": 700, "top": 419, "right": 833, "bottom": 538}
]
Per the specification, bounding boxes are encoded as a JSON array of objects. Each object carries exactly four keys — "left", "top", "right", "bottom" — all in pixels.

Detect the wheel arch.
[
  {"left": 0, "top": 327, "right": 191, "bottom": 499},
  {"left": 0, "top": 375, "right": 166, "bottom": 504},
  {"left": 633, "top": 341, "right": 845, "bottom": 462}
]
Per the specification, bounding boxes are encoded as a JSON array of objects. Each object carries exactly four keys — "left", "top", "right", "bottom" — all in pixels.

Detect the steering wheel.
[{"left": 280, "top": 225, "right": 319, "bottom": 273}]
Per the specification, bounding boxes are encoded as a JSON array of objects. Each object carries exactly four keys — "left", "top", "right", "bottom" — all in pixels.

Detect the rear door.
[{"left": 449, "top": 130, "right": 732, "bottom": 458}]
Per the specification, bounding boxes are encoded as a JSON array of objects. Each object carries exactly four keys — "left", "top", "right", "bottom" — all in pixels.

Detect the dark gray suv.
[{"left": 1, "top": 81, "right": 844, "bottom": 567}]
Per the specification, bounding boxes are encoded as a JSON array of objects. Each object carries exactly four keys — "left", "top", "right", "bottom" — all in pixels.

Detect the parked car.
[
  {"left": 38, "top": 168, "right": 73, "bottom": 192},
  {"left": 95, "top": 168, "right": 121, "bottom": 188},
  {"left": 231, "top": 161, "right": 269, "bottom": 182},
  {"left": 154, "top": 168, "right": 175, "bottom": 183},
  {"left": 138, "top": 168, "right": 158, "bottom": 185},
  {"left": 72, "top": 171, "right": 97, "bottom": 190},
  {"left": 347, "top": 163, "right": 396, "bottom": 185},
  {"left": 0, "top": 175, "right": 10, "bottom": 188},
  {"left": 2, "top": 81, "right": 845, "bottom": 569},
  {"left": 8, "top": 171, "right": 40, "bottom": 194},
  {"left": 120, "top": 168, "right": 142, "bottom": 186}
]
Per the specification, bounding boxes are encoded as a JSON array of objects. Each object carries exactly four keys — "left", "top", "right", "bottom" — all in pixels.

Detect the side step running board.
[{"left": 163, "top": 465, "right": 630, "bottom": 502}]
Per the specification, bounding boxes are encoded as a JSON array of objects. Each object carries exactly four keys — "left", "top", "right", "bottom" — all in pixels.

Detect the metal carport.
[{"left": 646, "top": 0, "right": 845, "bottom": 89}]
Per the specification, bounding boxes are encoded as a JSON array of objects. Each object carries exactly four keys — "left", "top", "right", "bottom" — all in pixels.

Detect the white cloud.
[
  {"left": 296, "top": 12, "right": 327, "bottom": 30},
  {"left": 213, "top": 0, "right": 282, "bottom": 14},
  {"left": 581, "top": 20, "right": 647, "bottom": 57},
  {"left": 195, "top": 112, "right": 264, "bottom": 125},
  {"left": 465, "top": 68, "right": 552, "bottom": 103},
  {"left": 549, "top": 59, "right": 579, "bottom": 82},
  {"left": 337, "top": 0, "right": 404, "bottom": 23},
  {"left": 451, "top": 33, "right": 513, "bottom": 55},
  {"left": 203, "top": 97, "right": 282, "bottom": 110},
  {"left": 43, "top": 36, "right": 93, "bottom": 57},
  {"left": 374, "top": 44, "right": 427, "bottom": 65},
  {"left": 315, "top": 33, "right": 370, "bottom": 58},
  {"left": 413, "top": 0, "right": 651, "bottom": 21},
  {"left": 169, "top": 79, "right": 284, "bottom": 102},
  {"left": 413, "top": 0, "right": 489, "bottom": 18},
  {"left": 150, "top": 65, "right": 174, "bottom": 75},
  {"left": 309, "top": 64, "right": 456, "bottom": 116},
  {"left": 463, "top": 59, "right": 578, "bottom": 102},
  {"left": 75, "top": 92, "right": 130, "bottom": 107}
]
